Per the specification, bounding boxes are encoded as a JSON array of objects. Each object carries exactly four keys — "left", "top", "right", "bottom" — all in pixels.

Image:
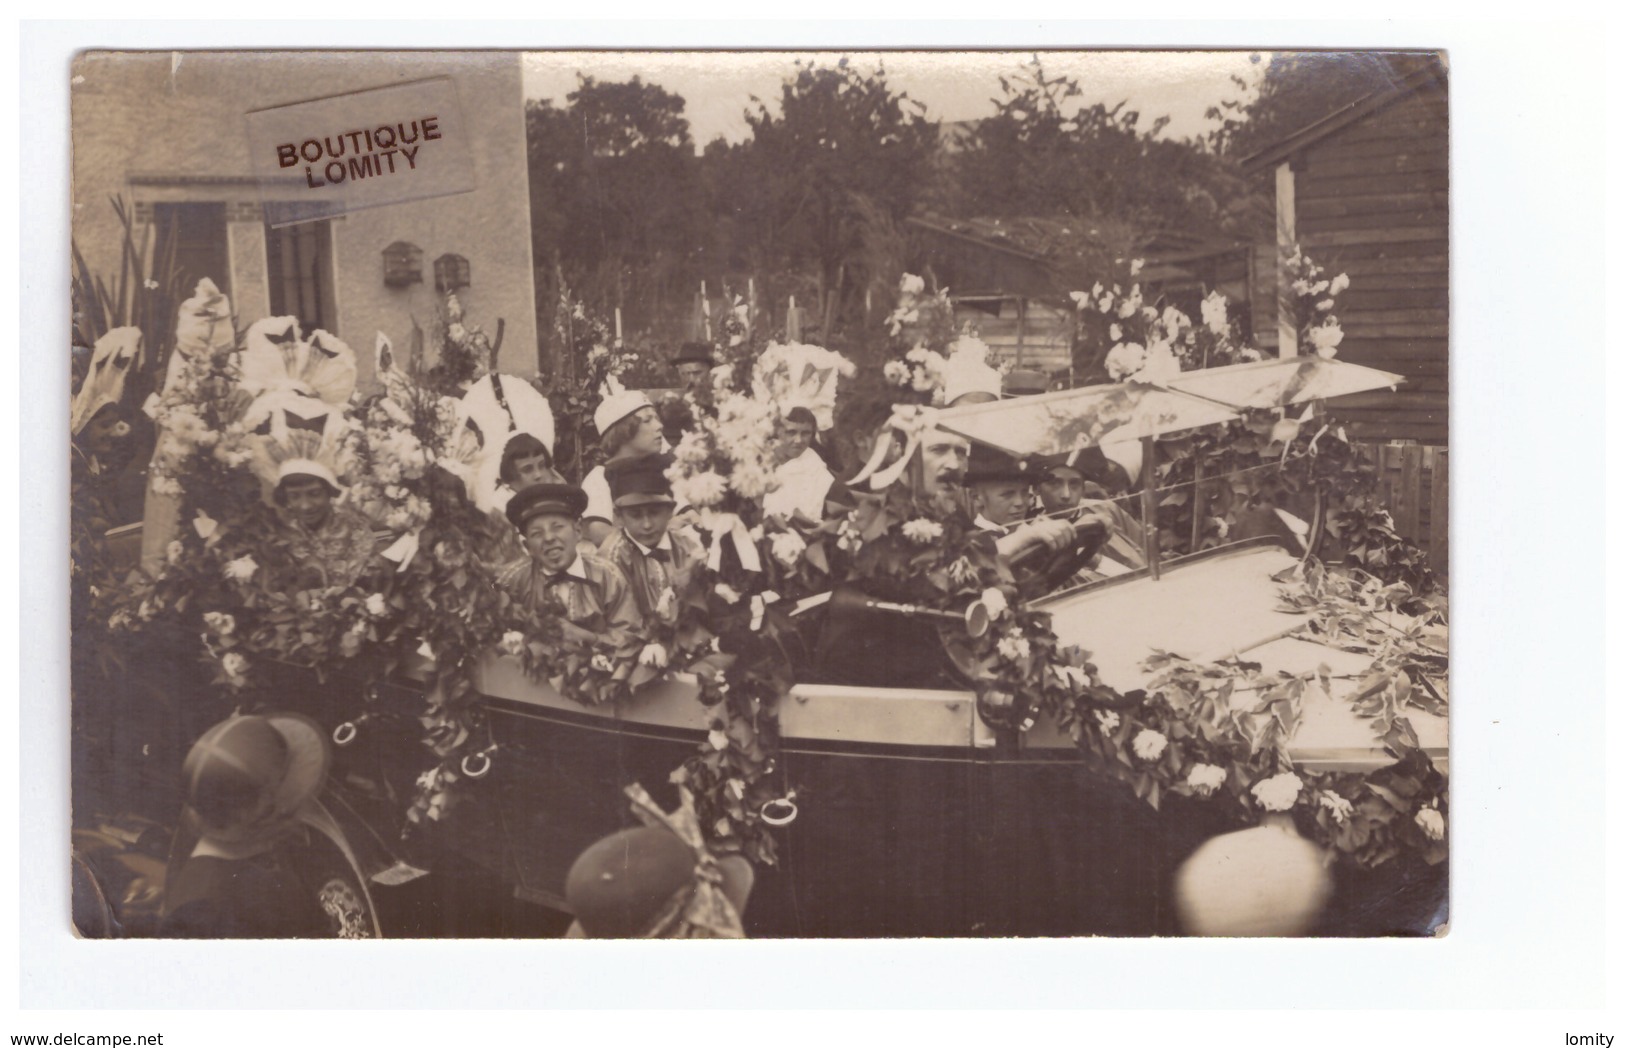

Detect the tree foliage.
[
  {"left": 952, "top": 58, "right": 1243, "bottom": 248},
  {"left": 1206, "top": 51, "right": 1442, "bottom": 159},
  {"left": 526, "top": 75, "right": 705, "bottom": 325},
  {"left": 724, "top": 59, "right": 939, "bottom": 293}
]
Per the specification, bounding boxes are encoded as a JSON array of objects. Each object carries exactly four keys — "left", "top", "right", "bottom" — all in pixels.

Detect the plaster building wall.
[{"left": 72, "top": 50, "right": 539, "bottom": 388}]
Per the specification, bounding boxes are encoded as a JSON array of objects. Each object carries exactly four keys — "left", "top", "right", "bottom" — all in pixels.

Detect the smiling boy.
[
  {"left": 597, "top": 453, "right": 703, "bottom": 628},
  {"left": 497, "top": 482, "right": 642, "bottom": 644}
]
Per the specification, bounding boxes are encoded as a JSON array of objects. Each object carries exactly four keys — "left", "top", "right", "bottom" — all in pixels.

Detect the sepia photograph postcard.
[{"left": 65, "top": 46, "right": 1451, "bottom": 946}]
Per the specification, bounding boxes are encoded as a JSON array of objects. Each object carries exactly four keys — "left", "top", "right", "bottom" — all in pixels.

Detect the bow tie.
[{"left": 642, "top": 547, "right": 672, "bottom": 564}]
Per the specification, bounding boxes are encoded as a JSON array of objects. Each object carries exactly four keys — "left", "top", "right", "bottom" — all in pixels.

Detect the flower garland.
[{"left": 107, "top": 269, "right": 1446, "bottom": 879}]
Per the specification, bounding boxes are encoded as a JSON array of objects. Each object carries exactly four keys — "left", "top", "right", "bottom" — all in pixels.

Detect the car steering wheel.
[{"left": 1013, "top": 517, "right": 1110, "bottom": 597}]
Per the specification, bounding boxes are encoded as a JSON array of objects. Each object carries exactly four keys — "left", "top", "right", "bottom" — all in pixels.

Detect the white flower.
[
  {"left": 883, "top": 360, "right": 910, "bottom": 385},
  {"left": 672, "top": 433, "right": 711, "bottom": 466},
  {"left": 166, "top": 540, "right": 185, "bottom": 565},
  {"left": 1109, "top": 323, "right": 1123, "bottom": 342},
  {"left": 1069, "top": 290, "right": 1090, "bottom": 308},
  {"left": 151, "top": 474, "right": 183, "bottom": 497},
  {"left": 143, "top": 278, "right": 160, "bottom": 291},
  {"left": 590, "top": 654, "right": 615, "bottom": 673},
  {"left": 1201, "top": 291, "right": 1229, "bottom": 335},
  {"left": 1095, "top": 709, "right": 1120, "bottom": 733},
  {"left": 1251, "top": 771, "right": 1305, "bottom": 812},
  {"left": 500, "top": 631, "right": 526, "bottom": 656},
  {"left": 1132, "top": 729, "right": 1168, "bottom": 762},
  {"left": 221, "top": 652, "right": 249, "bottom": 680},
  {"left": 979, "top": 587, "right": 1009, "bottom": 620},
  {"left": 996, "top": 633, "right": 1031, "bottom": 662},
  {"left": 708, "top": 728, "right": 730, "bottom": 752},
  {"left": 1130, "top": 258, "right": 1144, "bottom": 276},
  {"left": 901, "top": 518, "right": 944, "bottom": 544},
  {"left": 223, "top": 556, "right": 258, "bottom": 582},
  {"left": 1161, "top": 306, "right": 1188, "bottom": 335},
  {"left": 1307, "top": 320, "right": 1344, "bottom": 359},
  {"left": 715, "top": 583, "right": 742, "bottom": 604},
  {"left": 1186, "top": 763, "right": 1227, "bottom": 796},
  {"left": 1105, "top": 342, "right": 1147, "bottom": 381},
  {"left": 1097, "top": 291, "right": 1114, "bottom": 314},
  {"left": 900, "top": 273, "right": 925, "bottom": 295},
  {"left": 447, "top": 322, "right": 467, "bottom": 343},
  {"left": 1316, "top": 299, "right": 1335, "bottom": 312},
  {"left": 770, "top": 530, "right": 807, "bottom": 568},
  {"left": 364, "top": 593, "right": 388, "bottom": 618},
  {"left": 1291, "top": 278, "right": 1312, "bottom": 296},
  {"left": 638, "top": 643, "right": 669, "bottom": 668},
  {"left": 1415, "top": 807, "right": 1446, "bottom": 840},
  {"left": 1136, "top": 343, "right": 1181, "bottom": 384},
  {"left": 1319, "top": 791, "right": 1354, "bottom": 824},
  {"left": 1328, "top": 273, "right": 1350, "bottom": 296},
  {"left": 202, "top": 611, "right": 236, "bottom": 636},
  {"left": 679, "top": 471, "right": 728, "bottom": 508}
]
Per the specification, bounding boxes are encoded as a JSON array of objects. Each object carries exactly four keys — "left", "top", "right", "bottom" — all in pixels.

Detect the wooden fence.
[{"left": 1362, "top": 442, "right": 1448, "bottom": 574}]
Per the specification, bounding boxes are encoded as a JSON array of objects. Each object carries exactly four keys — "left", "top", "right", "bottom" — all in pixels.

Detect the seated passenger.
[
  {"left": 251, "top": 406, "right": 378, "bottom": 590},
  {"left": 480, "top": 432, "right": 562, "bottom": 564},
  {"left": 964, "top": 445, "right": 1035, "bottom": 536},
  {"left": 581, "top": 390, "right": 666, "bottom": 547},
  {"left": 275, "top": 470, "right": 381, "bottom": 591},
  {"left": 497, "top": 482, "right": 642, "bottom": 645},
  {"left": 598, "top": 453, "right": 704, "bottom": 629},
  {"left": 762, "top": 406, "right": 835, "bottom": 523},
  {"left": 1034, "top": 453, "right": 1146, "bottom": 576}
]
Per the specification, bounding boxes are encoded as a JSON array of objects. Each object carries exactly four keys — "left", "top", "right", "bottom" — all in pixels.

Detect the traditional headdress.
[
  {"left": 751, "top": 341, "right": 854, "bottom": 430},
  {"left": 70, "top": 327, "right": 141, "bottom": 436},
  {"left": 939, "top": 334, "right": 1003, "bottom": 406},
  {"left": 248, "top": 400, "right": 349, "bottom": 495},
  {"left": 240, "top": 317, "right": 357, "bottom": 407},
  {"left": 459, "top": 373, "right": 557, "bottom": 512}
]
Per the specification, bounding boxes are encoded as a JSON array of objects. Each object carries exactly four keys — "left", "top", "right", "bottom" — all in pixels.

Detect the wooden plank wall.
[
  {"left": 1363, "top": 441, "right": 1448, "bottom": 573},
  {"left": 969, "top": 300, "right": 1072, "bottom": 374},
  {"left": 1295, "top": 85, "right": 1450, "bottom": 445}
]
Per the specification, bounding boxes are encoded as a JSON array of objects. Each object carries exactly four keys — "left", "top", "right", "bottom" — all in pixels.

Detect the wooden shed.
[
  {"left": 906, "top": 213, "right": 1252, "bottom": 378},
  {"left": 1241, "top": 60, "right": 1449, "bottom": 446}
]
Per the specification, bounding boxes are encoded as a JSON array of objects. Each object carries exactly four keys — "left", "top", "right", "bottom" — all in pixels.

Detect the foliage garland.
[{"left": 101, "top": 256, "right": 1447, "bottom": 881}]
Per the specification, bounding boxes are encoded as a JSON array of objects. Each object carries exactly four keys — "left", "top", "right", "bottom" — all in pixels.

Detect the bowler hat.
[
  {"left": 505, "top": 482, "right": 589, "bottom": 530},
  {"left": 1003, "top": 369, "right": 1049, "bottom": 396},
  {"left": 181, "top": 713, "right": 330, "bottom": 846},
  {"left": 964, "top": 444, "right": 1032, "bottom": 485},
  {"left": 672, "top": 341, "right": 715, "bottom": 368},
  {"left": 606, "top": 453, "right": 676, "bottom": 507}
]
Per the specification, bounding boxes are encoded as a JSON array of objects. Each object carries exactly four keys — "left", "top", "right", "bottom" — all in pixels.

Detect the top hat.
[
  {"left": 606, "top": 452, "right": 677, "bottom": 507},
  {"left": 964, "top": 444, "right": 1032, "bottom": 486},
  {"left": 181, "top": 713, "right": 331, "bottom": 847},
  {"left": 672, "top": 341, "right": 716, "bottom": 368},
  {"left": 505, "top": 482, "right": 589, "bottom": 530}
]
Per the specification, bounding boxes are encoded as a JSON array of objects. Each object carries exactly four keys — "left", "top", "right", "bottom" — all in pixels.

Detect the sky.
[{"left": 523, "top": 50, "right": 1265, "bottom": 148}]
